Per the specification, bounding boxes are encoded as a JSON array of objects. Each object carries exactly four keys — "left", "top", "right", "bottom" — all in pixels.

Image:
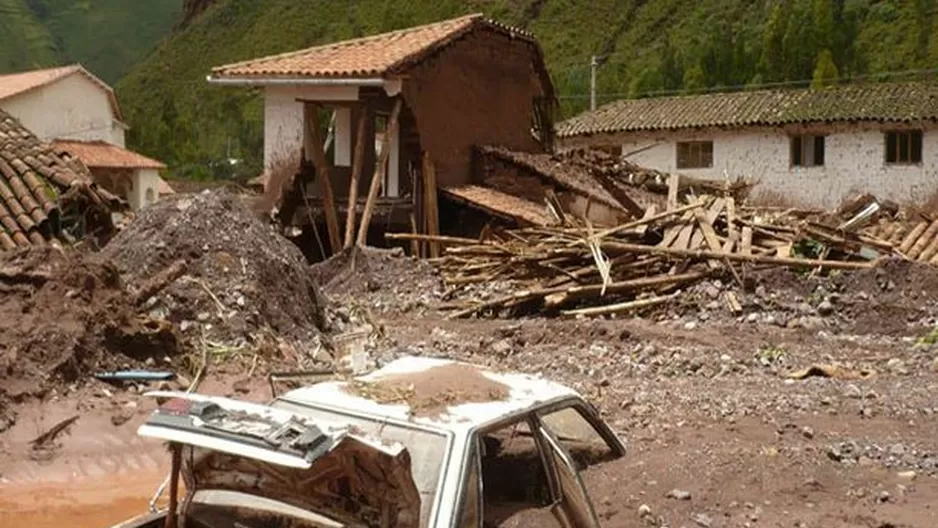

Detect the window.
[
  {"left": 790, "top": 135, "right": 825, "bottom": 167},
  {"left": 538, "top": 406, "right": 618, "bottom": 472},
  {"left": 676, "top": 141, "right": 713, "bottom": 169},
  {"left": 457, "top": 441, "right": 482, "bottom": 528},
  {"left": 885, "top": 130, "right": 923, "bottom": 164}
]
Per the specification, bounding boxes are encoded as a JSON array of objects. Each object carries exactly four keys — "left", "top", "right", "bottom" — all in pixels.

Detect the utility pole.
[{"left": 590, "top": 55, "right": 599, "bottom": 111}]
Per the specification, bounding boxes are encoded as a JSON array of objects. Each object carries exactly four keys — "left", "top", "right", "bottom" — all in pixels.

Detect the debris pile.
[
  {"left": 0, "top": 246, "right": 182, "bottom": 430},
  {"left": 392, "top": 183, "right": 916, "bottom": 319},
  {"left": 99, "top": 189, "right": 327, "bottom": 348}
]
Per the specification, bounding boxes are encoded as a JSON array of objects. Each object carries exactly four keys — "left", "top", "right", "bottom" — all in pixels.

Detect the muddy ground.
[{"left": 3, "top": 241, "right": 938, "bottom": 527}]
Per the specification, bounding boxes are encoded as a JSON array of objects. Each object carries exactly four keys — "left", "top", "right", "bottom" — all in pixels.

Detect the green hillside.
[
  {"left": 0, "top": 0, "right": 183, "bottom": 83},
  {"left": 114, "top": 0, "right": 938, "bottom": 178}
]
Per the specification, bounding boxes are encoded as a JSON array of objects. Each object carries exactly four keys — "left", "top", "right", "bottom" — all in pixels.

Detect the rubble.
[{"left": 99, "top": 188, "right": 327, "bottom": 348}]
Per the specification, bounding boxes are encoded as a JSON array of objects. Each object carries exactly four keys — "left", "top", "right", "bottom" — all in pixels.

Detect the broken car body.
[{"left": 111, "top": 356, "right": 626, "bottom": 528}]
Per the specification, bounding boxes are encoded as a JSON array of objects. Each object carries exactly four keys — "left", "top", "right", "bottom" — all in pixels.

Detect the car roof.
[{"left": 277, "top": 356, "right": 581, "bottom": 433}]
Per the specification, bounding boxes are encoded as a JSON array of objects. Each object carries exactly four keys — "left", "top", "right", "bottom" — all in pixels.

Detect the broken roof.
[
  {"left": 53, "top": 139, "right": 166, "bottom": 170},
  {"left": 0, "top": 64, "right": 125, "bottom": 122},
  {"left": 557, "top": 82, "right": 938, "bottom": 137},
  {"left": 0, "top": 109, "right": 118, "bottom": 250},
  {"left": 277, "top": 356, "right": 579, "bottom": 432},
  {"left": 441, "top": 184, "right": 551, "bottom": 227},
  {"left": 209, "top": 14, "right": 537, "bottom": 80}
]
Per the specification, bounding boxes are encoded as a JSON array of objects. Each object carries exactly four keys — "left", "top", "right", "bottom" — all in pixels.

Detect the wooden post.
[
  {"left": 344, "top": 109, "right": 369, "bottom": 248},
  {"left": 304, "top": 103, "right": 342, "bottom": 254},
  {"left": 422, "top": 152, "right": 441, "bottom": 258},
  {"left": 357, "top": 98, "right": 403, "bottom": 246},
  {"left": 164, "top": 443, "right": 181, "bottom": 528}
]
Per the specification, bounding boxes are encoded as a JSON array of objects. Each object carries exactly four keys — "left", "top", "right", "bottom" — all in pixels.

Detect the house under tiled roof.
[
  {"left": 0, "top": 64, "right": 125, "bottom": 122},
  {"left": 558, "top": 82, "right": 938, "bottom": 138},
  {"left": 52, "top": 139, "right": 166, "bottom": 170},
  {"left": 0, "top": 109, "right": 119, "bottom": 250},
  {"left": 209, "top": 13, "right": 537, "bottom": 80}
]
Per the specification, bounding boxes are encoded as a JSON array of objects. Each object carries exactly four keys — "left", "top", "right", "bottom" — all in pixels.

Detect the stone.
[
  {"left": 704, "top": 284, "right": 721, "bottom": 299},
  {"left": 638, "top": 504, "right": 652, "bottom": 517},
  {"left": 693, "top": 512, "right": 713, "bottom": 528},
  {"left": 684, "top": 321, "right": 699, "bottom": 330},
  {"left": 746, "top": 313, "right": 759, "bottom": 323},
  {"left": 888, "top": 443, "right": 907, "bottom": 457},
  {"left": 817, "top": 300, "right": 835, "bottom": 316},
  {"left": 801, "top": 426, "right": 815, "bottom": 439},
  {"left": 878, "top": 490, "right": 891, "bottom": 503},
  {"left": 491, "top": 338, "right": 513, "bottom": 357},
  {"left": 667, "top": 488, "right": 692, "bottom": 500},
  {"left": 843, "top": 384, "right": 863, "bottom": 399},
  {"left": 897, "top": 470, "right": 917, "bottom": 480}
]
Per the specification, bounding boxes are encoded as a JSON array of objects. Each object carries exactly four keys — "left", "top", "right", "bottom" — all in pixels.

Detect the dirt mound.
[
  {"left": 99, "top": 189, "right": 326, "bottom": 347},
  {"left": 312, "top": 246, "right": 444, "bottom": 313},
  {"left": 0, "top": 246, "right": 181, "bottom": 428}
]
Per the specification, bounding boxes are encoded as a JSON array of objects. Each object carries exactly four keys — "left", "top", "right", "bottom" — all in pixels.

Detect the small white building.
[
  {"left": 557, "top": 82, "right": 938, "bottom": 209},
  {"left": 0, "top": 64, "right": 172, "bottom": 210}
]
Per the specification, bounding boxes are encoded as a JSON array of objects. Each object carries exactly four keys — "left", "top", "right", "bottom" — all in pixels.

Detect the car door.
[{"left": 537, "top": 424, "right": 602, "bottom": 528}]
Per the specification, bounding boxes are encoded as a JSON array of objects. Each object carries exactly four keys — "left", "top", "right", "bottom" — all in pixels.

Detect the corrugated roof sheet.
[
  {"left": 211, "top": 14, "right": 535, "bottom": 79},
  {"left": 53, "top": 140, "right": 166, "bottom": 170},
  {"left": 557, "top": 82, "right": 938, "bottom": 137},
  {"left": 442, "top": 184, "right": 550, "bottom": 226},
  {"left": 0, "top": 110, "right": 116, "bottom": 250}
]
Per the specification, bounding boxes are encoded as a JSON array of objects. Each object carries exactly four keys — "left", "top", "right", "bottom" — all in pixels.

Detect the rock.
[
  {"left": 693, "top": 512, "right": 713, "bottom": 528},
  {"left": 638, "top": 504, "right": 652, "bottom": 517},
  {"left": 797, "top": 302, "right": 815, "bottom": 315},
  {"left": 667, "top": 488, "right": 692, "bottom": 500},
  {"left": 826, "top": 446, "right": 844, "bottom": 462},
  {"left": 491, "top": 338, "right": 513, "bottom": 357},
  {"left": 878, "top": 490, "right": 891, "bottom": 503},
  {"left": 888, "top": 443, "right": 906, "bottom": 457},
  {"left": 897, "top": 470, "right": 917, "bottom": 480},
  {"left": 232, "top": 379, "right": 251, "bottom": 394},
  {"left": 720, "top": 354, "right": 732, "bottom": 362},
  {"left": 704, "top": 284, "right": 721, "bottom": 299},
  {"left": 746, "top": 313, "right": 759, "bottom": 323},
  {"left": 817, "top": 300, "right": 834, "bottom": 316},
  {"left": 802, "top": 426, "right": 815, "bottom": 439},
  {"left": 196, "top": 312, "right": 210, "bottom": 322},
  {"left": 843, "top": 384, "right": 863, "bottom": 399},
  {"left": 684, "top": 321, "right": 698, "bottom": 331}
]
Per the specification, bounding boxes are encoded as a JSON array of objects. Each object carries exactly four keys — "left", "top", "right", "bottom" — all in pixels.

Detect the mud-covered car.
[{"left": 112, "top": 356, "right": 626, "bottom": 528}]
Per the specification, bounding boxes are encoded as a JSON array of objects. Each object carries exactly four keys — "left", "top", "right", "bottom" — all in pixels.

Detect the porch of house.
[{"left": 276, "top": 87, "right": 442, "bottom": 261}]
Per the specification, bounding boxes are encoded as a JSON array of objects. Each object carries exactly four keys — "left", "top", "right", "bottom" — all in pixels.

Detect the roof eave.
[{"left": 206, "top": 73, "right": 388, "bottom": 87}]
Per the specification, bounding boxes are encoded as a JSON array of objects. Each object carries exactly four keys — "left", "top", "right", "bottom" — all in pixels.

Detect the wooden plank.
[
  {"left": 725, "top": 197, "right": 737, "bottom": 242},
  {"left": 666, "top": 173, "right": 680, "bottom": 211},
  {"left": 591, "top": 202, "right": 703, "bottom": 242},
  {"left": 408, "top": 212, "right": 422, "bottom": 257},
  {"left": 357, "top": 98, "right": 403, "bottom": 246},
  {"left": 658, "top": 210, "right": 695, "bottom": 248},
  {"left": 422, "top": 152, "right": 441, "bottom": 258},
  {"left": 887, "top": 223, "right": 907, "bottom": 245},
  {"left": 561, "top": 293, "right": 677, "bottom": 318},
  {"left": 304, "top": 103, "right": 342, "bottom": 254},
  {"left": 898, "top": 221, "right": 929, "bottom": 254},
  {"left": 741, "top": 226, "right": 753, "bottom": 256},
  {"left": 635, "top": 204, "right": 657, "bottom": 237},
  {"left": 907, "top": 220, "right": 938, "bottom": 259},
  {"left": 694, "top": 207, "right": 726, "bottom": 270},
  {"left": 721, "top": 230, "right": 738, "bottom": 254},
  {"left": 671, "top": 223, "right": 696, "bottom": 251},
  {"left": 343, "top": 108, "right": 369, "bottom": 248},
  {"left": 591, "top": 167, "right": 645, "bottom": 218},
  {"left": 919, "top": 235, "right": 938, "bottom": 262},
  {"left": 705, "top": 197, "right": 725, "bottom": 224}
]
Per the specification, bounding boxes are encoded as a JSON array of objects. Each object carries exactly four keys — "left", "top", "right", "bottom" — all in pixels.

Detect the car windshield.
[
  {"left": 187, "top": 489, "right": 345, "bottom": 528},
  {"left": 273, "top": 400, "right": 449, "bottom": 527}
]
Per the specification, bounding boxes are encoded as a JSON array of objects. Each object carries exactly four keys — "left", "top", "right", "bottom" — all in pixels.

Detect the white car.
[{"left": 112, "top": 356, "right": 626, "bottom": 528}]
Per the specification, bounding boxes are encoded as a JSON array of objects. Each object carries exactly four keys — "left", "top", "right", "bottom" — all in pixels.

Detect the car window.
[
  {"left": 456, "top": 440, "right": 482, "bottom": 528},
  {"left": 538, "top": 406, "right": 618, "bottom": 471},
  {"left": 539, "top": 426, "right": 601, "bottom": 528}
]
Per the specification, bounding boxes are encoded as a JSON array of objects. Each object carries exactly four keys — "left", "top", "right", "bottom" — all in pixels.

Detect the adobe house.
[
  {"left": 557, "top": 82, "right": 938, "bottom": 209},
  {"left": 209, "top": 14, "right": 556, "bottom": 260}
]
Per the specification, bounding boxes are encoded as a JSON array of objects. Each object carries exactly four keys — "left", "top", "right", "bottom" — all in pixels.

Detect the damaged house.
[
  {"left": 0, "top": 109, "right": 120, "bottom": 250},
  {"left": 208, "top": 14, "right": 556, "bottom": 259}
]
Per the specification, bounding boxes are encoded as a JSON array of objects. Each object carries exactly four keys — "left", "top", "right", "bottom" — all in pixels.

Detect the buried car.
[{"left": 112, "top": 356, "right": 626, "bottom": 528}]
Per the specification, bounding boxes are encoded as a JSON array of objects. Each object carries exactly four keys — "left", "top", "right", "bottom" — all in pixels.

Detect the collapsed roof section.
[{"left": 0, "top": 109, "right": 121, "bottom": 250}]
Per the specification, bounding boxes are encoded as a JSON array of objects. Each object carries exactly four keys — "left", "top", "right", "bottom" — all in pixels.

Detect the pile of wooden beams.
[{"left": 389, "top": 175, "right": 890, "bottom": 318}]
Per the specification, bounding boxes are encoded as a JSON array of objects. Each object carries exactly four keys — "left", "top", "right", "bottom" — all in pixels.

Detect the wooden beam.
[
  {"left": 357, "top": 98, "right": 403, "bottom": 246},
  {"left": 164, "top": 443, "right": 182, "bottom": 528},
  {"left": 422, "top": 152, "right": 441, "bottom": 258},
  {"left": 343, "top": 108, "right": 368, "bottom": 248},
  {"left": 666, "top": 173, "right": 680, "bottom": 210},
  {"left": 304, "top": 103, "right": 341, "bottom": 254},
  {"left": 597, "top": 240, "right": 873, "bottom": 269}
]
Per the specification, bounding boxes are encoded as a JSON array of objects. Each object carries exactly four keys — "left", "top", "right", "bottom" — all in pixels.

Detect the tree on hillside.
[
  {"left": 759, "top": 2, "right": 791, "bottom": 82},
  {"left": 811, "top": 49, "right": 839, "bottom": 88}
]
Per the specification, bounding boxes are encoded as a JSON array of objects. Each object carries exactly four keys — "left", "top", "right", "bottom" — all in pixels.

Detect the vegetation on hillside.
[
  {"left": 0, "top": 0, "right": 183, "bottom": 83},
  {"left": 110, "top": 0, "right": 936, "bottom": 178}
]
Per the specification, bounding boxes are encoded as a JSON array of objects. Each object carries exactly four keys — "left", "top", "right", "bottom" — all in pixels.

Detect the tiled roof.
[
  {"left": 441, "top": 184, "right": 550, "bottom": 226},
  {"left": 0, "top": 64, "right": 124, "bottom": 121},
  {"left": 53, "top": 140, "right": 166, "bottom": 170},
  {"left": 0, "top": 110, "right": 117, "bottom": 250},
  {"left": 558, "top": 82, "right": 938, "bottom": 137},
  {"left": 210, "top": 14, "right": 535, "bottom": 79}
]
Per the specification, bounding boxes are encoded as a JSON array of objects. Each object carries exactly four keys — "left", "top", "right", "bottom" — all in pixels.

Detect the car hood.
[{"left": 139, "top": 391, "right": 421, "bottom": 527}]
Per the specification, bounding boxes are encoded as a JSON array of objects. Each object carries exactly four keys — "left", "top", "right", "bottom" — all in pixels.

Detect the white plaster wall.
[
  {"left": 0, "top": 74, "right": 124, "bottom": 145},
  {"left": 129, "top": 168, "right": 162, "bottom": 211},
  {"left": 263, "top": 85, "right": 359, "bottom": 174},
  {"left": 615, "top": 124, "right": 938, "bottom": 208}
]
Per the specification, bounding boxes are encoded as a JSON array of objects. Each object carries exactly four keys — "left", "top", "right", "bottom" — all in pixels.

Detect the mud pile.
[
  {"left": 99, "top": 189, "right": 327, "bottom": 347},
  {"left": 0, "top": 246, "right": 181, "bottom": 428},
  {"left": 312, "top": 245, "right": 444, "bottom": 314}
]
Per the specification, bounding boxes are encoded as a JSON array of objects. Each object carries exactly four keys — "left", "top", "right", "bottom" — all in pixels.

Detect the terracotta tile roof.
[
  {"left": 442, "top": 184, "right": 551, "bottom": 227},
  {"left": 210, "top": 14, "right": 535, "bottom": 79},
  {"left": 0, "top": 64, "right": 124, "bottom": 121},
  {"left": 558, "top": 82, "right": 938, "bottom": 137},
  {"left": 0, "top": 109, "right": 118, "bottom": 250},
  {"left": 52, "top": 140, "right": 166, "bottom": 170}
]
